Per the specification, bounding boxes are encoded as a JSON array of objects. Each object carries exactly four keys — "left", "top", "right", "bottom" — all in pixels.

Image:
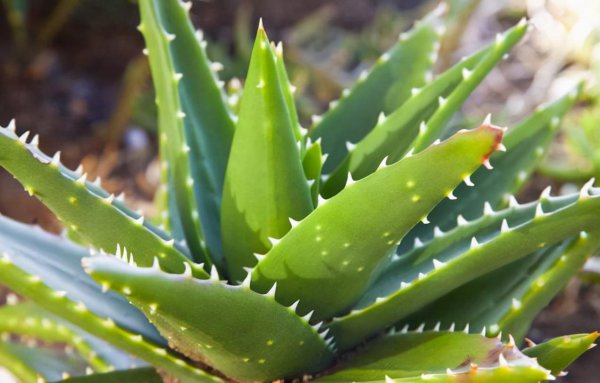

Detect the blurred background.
[{"left": 1, "top": 0, "right": 600, "bottom": 381}]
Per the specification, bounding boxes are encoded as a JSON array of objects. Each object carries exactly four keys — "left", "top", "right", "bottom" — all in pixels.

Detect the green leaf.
[
  {"left": 84, "top": 255, "right": 335, "bottom": 382},
  {"left": 146, "top": 0, "right": 236, "bottom": 269},
  {"left": 329, "top": 182, "right": 600, "bottom": 350},
  {"left": 50, "top": 368, "right": 163, "bottom": 383},
  {"left": 0, "top": 122, "right": 207, "bottom": 279},
  {"left": 309, "top": 7, "right": 444, "bottom": 174},
  {"left": 316, "top": 331, "right": 553, "bottom": 383},
  {"left": 398, "top": 86, "right": 580, "bottom": 253},
  {"left": 396, "top": 229, "right": 599, "bottom": 341},
  {"left": 252, "top": 124, "right": 504, "bottom": 321},
  {"left": 221, "top": 23, "right": 313, "bottom": 282},
  {"left": 138, "top": 0, "right": 209, "bottom": 266},
  {"left": 0, "top": 256, "right": 222, "bottom": 383},
  {"left": 0, "top": 342, "right": 87, "bottom": 383},
  {"left": 0, "top": 213, "right": 163, "bottom": 344},
  {"left": 320, "top": 21, "right": 528, "bottom": 198},
  {"left": 410, "top": 20, "right": 528, "bottom": 152},
  {"left": 303, "top": 139, "right": 324, "bottom": 207},
  {"left": 524, "top": 333, "right": 599, "bottom": 375},
  {"left": 0, "top": 302, "right": 111, "bottom": 372}
]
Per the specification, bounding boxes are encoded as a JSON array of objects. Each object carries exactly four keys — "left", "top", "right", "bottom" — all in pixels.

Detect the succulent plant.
[{"left": 0, "top": 1, "right": 598, "bottom": 383}]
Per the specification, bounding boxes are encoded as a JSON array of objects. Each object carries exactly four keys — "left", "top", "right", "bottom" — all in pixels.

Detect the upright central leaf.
[{"left": 221, "top": 24, "right": 313, "bottom": 282}]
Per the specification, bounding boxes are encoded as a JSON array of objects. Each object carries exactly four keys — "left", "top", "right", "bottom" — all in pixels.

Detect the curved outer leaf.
[
  {"left": 524, "top": 333, "right": 599, "bottom": 375},
  {"left": 0, "top": 342, "right": 87, "bottom": 383},
  {"left": 0, "top": 123, "right": 207, "bottom": 278},
  {"left": 309, "top": 6, "right": 444, "bottom": 175},
  {"left": 320, "top": 21, "right": 528, "bottom": 198},
  {"left": 252, "top": 124, "right": 504, "bottom": 321},
  {"left": 84, "top": 255, "right": 334, "bottom": 382},
  {"left": 138, "top": 0, "right": 209, "bottom": 266},
  {"left": 410, "top": 20, "right": 528, "bottom": 152},
  {"left": 316, "top": 331, "right": 552, "bottom": 383},
  {"left": 50, "top": 368, "right": 163, "bottom": 383},
  {"left": 329, "top": 183, "right": 600, "bottom": 350},
  {"left": 221, "top": 24, "right": 313, "bottom": 282},
  {"left": 147, "top": 0, "right": 236, "bottom": 270},
  {"left": 0, "top": 256, "right": 222, "bottom": 383},
  {"left": 327, "top": 47, "right": 488, "bottom": 190},
  {"left": 396, "top": 229, "right": 599, "bottom": 341},
  {"left": 398, "top": 86, "right": 580, "bottom": 253},
  {"left": 0, "top": 302, "right": 110, "bottom": 372},
  {"left": 0, "top": 213, "right": 163, "bottom": 345},
  {"left": 490, "top": 231, "right": 600, "bottom": 341}
]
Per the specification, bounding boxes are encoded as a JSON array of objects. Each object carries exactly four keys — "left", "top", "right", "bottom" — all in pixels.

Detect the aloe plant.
[{"left": 0, "top": 2, "right": 598, "bottom": 382}]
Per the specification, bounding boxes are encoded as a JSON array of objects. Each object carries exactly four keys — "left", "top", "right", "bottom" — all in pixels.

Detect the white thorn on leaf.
[
  {"left": 580, "top": 178, "right": 595, "bottom": 199},
  {"left": 457, "top": 214, "right": 468, "bottom": 226},
  {"left": 433, "top": 259, "right": 445, "bottom": 269},
  {"left": 470, "top": 237, "right": 479, "bottom": 249},
  {"left": 483, "top": 113, "right": 492, "bottom": 126},
  {"left": 498, "top": 353, "right": 508, "bottom": 367},
  {"left": 182, "top": 263, "right": 192, "bottom": 278},
  {"left": 540, "top": 186, "right": 552, "bottom": 199},
  {"left": 483, "top": 159, "right": 493, "bottom": 170},
  {"left": 414, "top": 237, "right": 424, "bottom": 248},
  {"left": 483, "top": 202, "right": 494, "bottom": 215},
  {"left": 51, "top": 151, "right": 61, "bottom": 167},
  {"left": 463, "top": 174, "right": 474, "bottom": 187},
  {"left": 265, "top": 282, "right": 277, "bottom": 298},
  {"left": 501, "top": 219, "right": 510, "bottom": 233},
  {"left": 345, "top": 141, "right": 357, "bottom": 152},
  {"left": 18, "top": 131, "right": 30, "bottom": 144},
  {"left": 535, "top": 203, "right": 545, "bottom": 218}
]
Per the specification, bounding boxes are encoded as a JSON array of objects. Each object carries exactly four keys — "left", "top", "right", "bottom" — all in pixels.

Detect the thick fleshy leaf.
[
  {"left": 309, "top": 6, "right": 444, "bottom": 174},
  {"left": 0, "top": 122, "right": 207, "bottom": 278},
  {"left": 0, "top": 342, "right": 87, "bottom": 383},
  {"left": 145, "top": 0, "right": 236, "bottom": 269},
  {"left": 329, "top": 183, "right": 600, "bottom": 350},
  {"left": 316, "top": 331, "right": 552, "bottom": 383},
  {"left": 0, "top": 256, "right": 222, "bottom": 383},
  {"left": 0, "top": 302, "right": 110, "bottom": 371},
  {"left": 410, "top": 19, "right": 528, "bottom": 152},
  {"left": 252, "top": 124, "right": 504, "bottom": 321},
  {"left": 84, "top": 255, "right": 334, "bottom": 382},
  {"left": 524, "top": 333, "right": 599, "bottom": 375},
  {"left": 320, "top": 21, "right": 528, "bottom": 197},
  {"left": 221, "top": 23, "right": 313, "bottom": 282},
  {"left": 50, "top": 368, "right": 163, "bottom": 383},
  {"left": 320, "top": 47, "right": 487, "bottom": 198},
  {"left": 398, "top": 86, "right": 580, "bottom": 253},
  {"left": 0, "top": 213, "right": 163, "bottom": 344},
  {"left": 396, "top": 230, "right": 599, "bottom": 341},
  {"left": 138, "top": 0, "right": 209, "bottom": 266}
]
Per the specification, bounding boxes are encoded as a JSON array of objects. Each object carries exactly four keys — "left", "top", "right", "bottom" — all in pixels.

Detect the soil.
[{"left": 0, "top": 1, "right": 598, "bottom": 382}]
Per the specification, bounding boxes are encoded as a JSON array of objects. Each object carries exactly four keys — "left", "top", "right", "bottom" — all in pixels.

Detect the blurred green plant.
[{"left": 0, "top": 1, "right": 597, "bottom": 383}]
